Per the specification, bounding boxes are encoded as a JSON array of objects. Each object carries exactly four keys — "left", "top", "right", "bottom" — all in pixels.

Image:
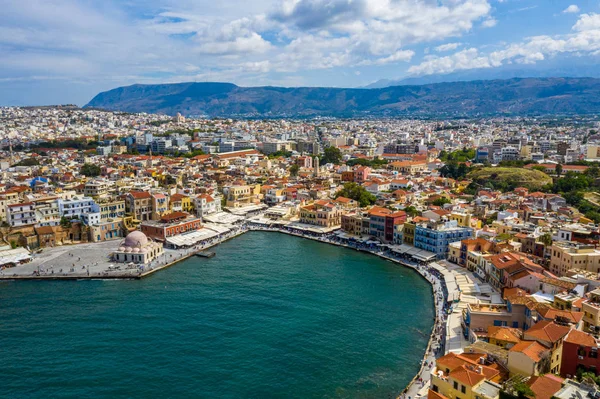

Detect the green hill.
[{"left": 468, "top": 167, "right": 553, "bottom": 191}]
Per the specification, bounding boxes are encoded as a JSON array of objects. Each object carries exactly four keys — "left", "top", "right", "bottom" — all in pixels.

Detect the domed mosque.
[{"left": 113, "top": 230, "right": 163, "bottom": 264}]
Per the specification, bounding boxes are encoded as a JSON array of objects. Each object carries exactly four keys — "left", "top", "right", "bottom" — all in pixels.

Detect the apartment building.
[
  {"left": 550, "top": 242, "right": 600, "bottom": 276},
  {"left": 341, "top": 212, "right": 370, "bottom": 236},
  {"left": 194, "top": 194, "right": 221, "bottom": 219},
  {"left": 225, "top": 185, "right": 260, "bottom": 208},
  {"left": 83, "top": 179, "right": 112, "bottom": 198},
  {"left": 126, "top": 191, "right": 153, "bottom": 221},
  {"left": 414, "top": 220, "right": 473, "bottom": 260},
  {"left": 299, "top": 200, "right": 343, "bottom": 228},
  {"left": 58, "top": 196, "right": 98, "bottom": 220},
  {"left": 6, "top": 202, "right": 36, "bottom": 227},
  {"left": 367, "top": 206, "right": 406, "bottom": 244}
]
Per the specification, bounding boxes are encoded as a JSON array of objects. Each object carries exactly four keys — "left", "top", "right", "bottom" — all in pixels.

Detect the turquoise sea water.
[{"left": 0, "top": 232, "right": 434, "bottom": 399}]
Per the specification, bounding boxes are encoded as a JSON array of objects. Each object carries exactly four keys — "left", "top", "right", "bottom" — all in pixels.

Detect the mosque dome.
[{"left": 123, "top": 231, "right": 149, "bottom": 248}]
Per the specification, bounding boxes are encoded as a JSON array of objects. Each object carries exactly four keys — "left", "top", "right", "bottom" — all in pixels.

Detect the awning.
[
  {"left": 166, "top": 227, "right": 226, "bottom": 247},
  {"left": 0, "top": 247, "right": 32, "bottom": 266}
]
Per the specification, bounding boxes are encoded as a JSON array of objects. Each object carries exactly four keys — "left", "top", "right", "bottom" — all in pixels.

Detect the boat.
[{"left": 195, "top": 252, "right": 216, "bottom": 258}]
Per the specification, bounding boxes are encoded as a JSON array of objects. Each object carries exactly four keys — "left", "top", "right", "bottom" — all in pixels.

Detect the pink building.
[{"left": 353, "top": 166, "right": 371, "bottom": 184}]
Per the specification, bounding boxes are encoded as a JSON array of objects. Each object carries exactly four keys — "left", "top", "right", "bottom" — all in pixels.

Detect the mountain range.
[{"left": 85, "top": 77, "right": 600, "bottom": 118}]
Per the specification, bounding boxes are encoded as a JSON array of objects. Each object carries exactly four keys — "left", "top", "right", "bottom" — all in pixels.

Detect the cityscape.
[
  {"left": 3, "top": 0, "right": 600, "bottom": 398},
  {"left": 0, "top": 105, "right": 600, "bottom": 397}
]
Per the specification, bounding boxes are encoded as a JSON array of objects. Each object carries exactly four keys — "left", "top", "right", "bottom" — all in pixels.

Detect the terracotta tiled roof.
[
  {"left": 524, "top": 320, "right": 570, "bottom": 345},
  {"left": 526, "top": 374, "right": 564, "bottom": 399},
  {"left": 509, "top": 340, "right": 548, "bottom": 362},
  {"left": 129, "top": 191, "right": 152, "bottom": 199},
  {"left": 487, "top": 326, "right": 522, "bottom": 344},
  {"left": 564, "top": 329, "right": 597, "bottom": 347},
  {"left": 428, "top": 389, "right": 450, "bottom": 399},
  {"left": 451, "top": 365, "right": 486, "bottom": 387}
]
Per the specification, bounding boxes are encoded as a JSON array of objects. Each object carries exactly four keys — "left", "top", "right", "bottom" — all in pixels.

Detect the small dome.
[
  {"left": 125, "top": 247, "right": 132, "bottom": 253},
  {"left": 118, "top": 246, "right": 126, "bottom": 251},
  {"left": 123, "top": 231, "right": 149, "bottom": 248},
  {"left": 132, "top": 248, "right": 140, "bottom": 253}
]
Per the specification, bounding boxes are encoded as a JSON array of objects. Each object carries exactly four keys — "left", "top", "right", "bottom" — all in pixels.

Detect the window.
[
  {"left": 453, "top": 381, "right": 458, "bottom": 390},
  {"left": 461, "top": 386, "right": 466, "bottom": 394}
]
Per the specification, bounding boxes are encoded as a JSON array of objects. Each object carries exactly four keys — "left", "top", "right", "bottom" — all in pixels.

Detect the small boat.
[{"left": 195, "top": 252, "right": 216, "bottom": 258}]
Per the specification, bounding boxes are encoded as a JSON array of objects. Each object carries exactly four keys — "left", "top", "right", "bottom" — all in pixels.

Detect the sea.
[{"left": 0, "top": 231, "right": 434, "bottom": 399}]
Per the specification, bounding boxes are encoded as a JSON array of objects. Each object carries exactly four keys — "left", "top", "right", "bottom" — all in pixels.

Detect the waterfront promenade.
[{"left": 0, "top": 226, "right": 247, "bottom": 280}]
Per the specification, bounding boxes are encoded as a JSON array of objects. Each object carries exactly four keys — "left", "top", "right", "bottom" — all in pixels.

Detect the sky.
[{"left": 2, "top": 0, "right": 600, "bottom": 106}]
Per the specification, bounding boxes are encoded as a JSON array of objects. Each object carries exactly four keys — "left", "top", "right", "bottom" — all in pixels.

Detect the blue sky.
[{"left": 2, "top": 0, "right": 600, "bottom": 106}]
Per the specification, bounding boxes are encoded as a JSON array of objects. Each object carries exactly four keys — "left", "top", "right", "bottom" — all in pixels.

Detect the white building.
[
  {"left": 194, "top": 194, "right": 222, "bottom": 219},
  {"left": 6, "top": 203, "right": 37, "bottom": 227},
  {"left": 58, "top": 196, "right": 98, "bottom": 220}
]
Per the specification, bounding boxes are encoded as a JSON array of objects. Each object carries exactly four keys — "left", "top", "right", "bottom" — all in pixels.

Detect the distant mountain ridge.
[{"left": 85, "top": 77, "right": 600, "bottom": 118}]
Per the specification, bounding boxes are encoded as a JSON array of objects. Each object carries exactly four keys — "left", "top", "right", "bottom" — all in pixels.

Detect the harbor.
[{"left": 1, "top": 217, "right": 459, "bottom": 399}]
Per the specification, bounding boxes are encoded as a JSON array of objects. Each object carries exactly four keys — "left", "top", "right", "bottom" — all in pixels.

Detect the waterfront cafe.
[
  {"left": 0, "top": 246, "right": 32, "bottom": 269},
  {"left": 165, "top": 224, "right": 231, "bottom": 249},
  {"left": 387, "top": 244, "right": 437, "bottom": 264}
]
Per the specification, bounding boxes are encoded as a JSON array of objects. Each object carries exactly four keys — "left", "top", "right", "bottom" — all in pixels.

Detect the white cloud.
[
  {"left": 408, "top": 48, "right": 491, "bottom": 75},
  {"left": 408, "top": 12, "right": 600, "bottom": 76},
  {"left": 481, "top": 18, "right": 497, "bottom": 28},
  {"left": 435, "top": 42, "right": 462, "bottom": 52},
  {"left": 359, "top": 50, "right": 415, "bottom": 65},
  {"left": 572, "top": 13, "right": 600, "bottom": 31},
  {"left": 563, "top": 5, "right": 580, "bottom": 14}
]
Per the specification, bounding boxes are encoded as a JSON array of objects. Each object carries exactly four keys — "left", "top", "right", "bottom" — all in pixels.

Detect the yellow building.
[
  {"left": 403, "top": 221, "right": 415, "bottom": 245},
  {"left": 448, "top": 242, "right": 461, "bottom": 264},
  {"left": 549, "top": 242, "right": 600, "bottom": 276},
  {"left": 522, "top": 320, "right": 569, "bottom": 375},
  {"left": 507, "top": 340, "right": 549, "bottom": 376},
  {"left": 170, "top": 193, "right": 194, "bottom": 213},
  {"left": 582, "top": 288, "right": 600, "bottom": 333},
  {"left": 299, "top": 200, "right": 343, "bottom": 228},
  {"left": 450, "top": 212, "right": 482, "bottom": 229},
  {"left": 97, "top": 199, "right": 126, "bottom": 222},
  {"left": 225, "top": 185, "right": 261, "bottom": 208},
  {"left": 587, "top": 144, "right": 600, "bottom": 160}
]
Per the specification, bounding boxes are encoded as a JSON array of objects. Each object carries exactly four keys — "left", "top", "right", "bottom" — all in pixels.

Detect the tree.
[
  {"left": 163, "top": 175, "right": 177, "bottom": 186},
  {"left": 555, "top": 164, "right": 563, "bottom": 176},
  {"left": 321, "top": 147, "right": 342, "bottom": 164},
  {"left": 80, "top": 163, "right": 101, "bottom": 177},
  {"left": 439, "top": 162, "right": 470, "bottom": 180},
  {"left": 539, "top": 233, "right": 552, "bottom": 247},
  {"left": 183, "top": 149, "right": 205, "bottom": 158},
  {"left": 512, "top": 381, "right": 536, "bottom": 398},
  {"left": 12, "top": 158, "right": 40, "bottom": 167},
  {"left": 346, "top": 158, "right": 388, "bottom": 168},
  {"left": 335, "top": 182, "right": 376, "bottom": 207},
  {"left": 268, "top": 150, "right": 292, "bottom": 159},
  {"left": 404, "top": 206, "right": 419, "bottom": 217},
  {"left": 289, "top": 164, "right": 300, "bottom": 177},
  {"left": 585, "top": 164, "right": 600, "bottom": 178},
  {"left": 439, "top": 148, "right": 475, "bottom": 163},
  {"left": 432, "top": 197, "right": 451, "bottom": 206},
  {"left": 60, "top": 216, "right": 72, "bottom": 229}
]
